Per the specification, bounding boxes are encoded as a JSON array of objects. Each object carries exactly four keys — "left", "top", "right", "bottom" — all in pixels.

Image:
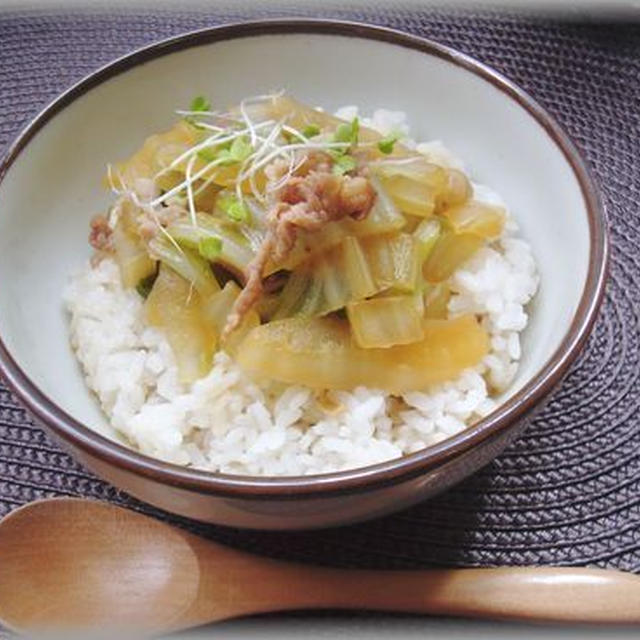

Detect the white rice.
[{"left": 64, "top": 108, "right": 539, "bottom": 476}]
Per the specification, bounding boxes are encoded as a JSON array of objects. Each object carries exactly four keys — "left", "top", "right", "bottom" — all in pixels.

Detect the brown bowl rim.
[{"left": 0, "top": 18, "right": 609, "bottom": 499}]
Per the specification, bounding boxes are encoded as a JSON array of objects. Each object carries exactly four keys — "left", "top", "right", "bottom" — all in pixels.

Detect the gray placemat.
[{"left": 1, "top": 5, "right": 639, "bottom": 581}]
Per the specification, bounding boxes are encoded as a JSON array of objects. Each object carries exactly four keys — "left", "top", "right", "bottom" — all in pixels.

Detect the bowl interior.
[{"left": 0, "top": 29, "right": 590, "bottom": 445}]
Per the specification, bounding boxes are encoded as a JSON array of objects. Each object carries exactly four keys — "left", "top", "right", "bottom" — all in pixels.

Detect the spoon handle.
[
  {"left": 2, "top": 498, "right": 637, "bottom": 631},
  {"left": 256, "top": 565, "right": 640, "bottom": 623}
]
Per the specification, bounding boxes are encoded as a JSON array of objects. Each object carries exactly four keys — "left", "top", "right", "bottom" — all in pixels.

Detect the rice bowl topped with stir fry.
[{"left": 65, "top": 92, "right": 539, "bottom": 476}]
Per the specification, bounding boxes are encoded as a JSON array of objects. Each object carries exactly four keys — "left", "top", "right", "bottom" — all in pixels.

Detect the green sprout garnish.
[
  {"left": 377, "top": 134, "right": 399, "bottom": 155},
  {"left": 218, "top": 193, "right": 250, "bottom": 223},
  {"left": 229, "top": 136, "right": 253, "bottom": 162},
  {"left": 190, "top": 95, "right": 211, "bottom": 112},
  {"left": 333, "top": 117, "right": 359, "bottom": 147},
  {"left": 197, "top": 147, "right": 218, "bottom": 163},
  {"left": 283, "top": 124, "right": 320, "bottom": 144},
  {"left": 153, "top": 94, "right": 377, "bottom": 217},
  {"left": 329, "top": 117, "right": 359, "bottom": 169},
  {"left": 198, "top": 236, "right": 223, "bottom": 261},
  {"left": 215, "top": 136, "right": 253, "bottom": 166},
  {"left": 214, "top": 148, "right": 236, "bottom": 166},
  {"left": 332, "top": 154, "right": 357, "bottom": 176},
  {"left": 302, "top": 124, "right": 321, "bottom": 138},
  {"left": 184, "top": 95, "right": 212, "bottom": 128}
]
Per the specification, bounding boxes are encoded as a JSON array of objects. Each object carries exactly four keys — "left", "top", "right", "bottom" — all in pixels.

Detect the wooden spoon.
[{"left": 0, "top": 498, "right": 638, "bottom": 633}]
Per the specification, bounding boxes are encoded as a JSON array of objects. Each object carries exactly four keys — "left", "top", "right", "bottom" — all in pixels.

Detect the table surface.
[{"left": 0, "top": 4, "right": 639, "bottom": 633}]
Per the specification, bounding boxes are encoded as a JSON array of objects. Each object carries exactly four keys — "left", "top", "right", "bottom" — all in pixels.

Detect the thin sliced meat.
[
  {"left": 222, "top": 167, "right": 376, "bottom": 337},
  {"left": 89, "top": 214, "right": 113, "bottom": 252}
]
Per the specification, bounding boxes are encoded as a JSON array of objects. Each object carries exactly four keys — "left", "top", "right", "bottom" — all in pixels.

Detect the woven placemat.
[{"left": 1, "top": 4, "right": 639, "bottom": 585}]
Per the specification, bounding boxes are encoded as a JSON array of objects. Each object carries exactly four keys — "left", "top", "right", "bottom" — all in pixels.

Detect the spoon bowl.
[
  {"left": 1, "top": 498, "right": 639, "bottom": 634},
  {"left": 0, "top": 499, "right": 201, "bottom": 631}
]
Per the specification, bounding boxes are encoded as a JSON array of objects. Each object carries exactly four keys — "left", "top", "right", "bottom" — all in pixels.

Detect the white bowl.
[{"left": 0, "top": 20, "right": 608, "bottom": 529}]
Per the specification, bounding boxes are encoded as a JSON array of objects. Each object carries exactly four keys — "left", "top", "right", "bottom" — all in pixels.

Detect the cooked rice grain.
[{"left": 64, "top": 109, "right": 539, "bottom": 476}]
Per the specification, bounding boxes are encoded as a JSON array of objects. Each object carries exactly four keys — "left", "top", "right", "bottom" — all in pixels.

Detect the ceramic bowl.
[{"left": 0, "top": 20, "right": 608, "bottom": 529}]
